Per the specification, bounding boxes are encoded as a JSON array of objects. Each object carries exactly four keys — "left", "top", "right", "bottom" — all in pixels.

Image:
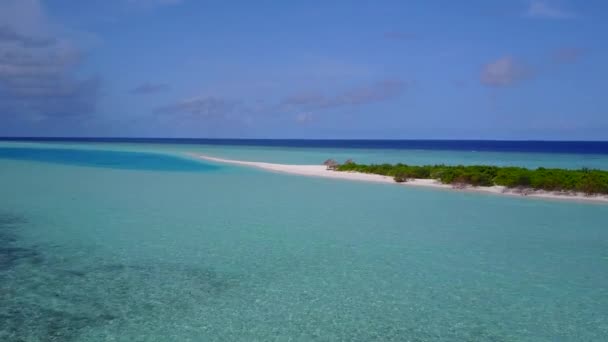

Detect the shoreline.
[{"left": 189, "top": 153, "right": 608, "bottom": 204}]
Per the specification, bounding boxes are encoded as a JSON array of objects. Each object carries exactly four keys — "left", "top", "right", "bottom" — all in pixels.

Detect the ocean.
[{"left": 1, "top": 139, "right": 607, "bottom": 341}]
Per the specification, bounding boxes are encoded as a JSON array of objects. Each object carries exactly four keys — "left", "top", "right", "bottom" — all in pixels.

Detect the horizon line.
[{"left": 1, "top": 137, "right": 608, "bottom": 143}]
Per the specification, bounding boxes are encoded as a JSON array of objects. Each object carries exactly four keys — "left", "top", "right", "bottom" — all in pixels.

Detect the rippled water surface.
[{"left": 1, "top": 143, "right": 607, "bottom": 341}]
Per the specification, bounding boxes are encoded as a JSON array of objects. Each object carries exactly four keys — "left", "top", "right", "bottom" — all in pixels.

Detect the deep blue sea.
[
  {"left": 1, "top": 139, "right": 607, "bottom": 341},
  {"left": 3, "top": 137, "right": 608, "bottom": 154}
]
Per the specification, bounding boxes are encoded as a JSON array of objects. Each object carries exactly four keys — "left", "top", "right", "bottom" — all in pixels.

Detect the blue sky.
[{"left": 0, "top": 0, "right": 606, "bottom": 139}]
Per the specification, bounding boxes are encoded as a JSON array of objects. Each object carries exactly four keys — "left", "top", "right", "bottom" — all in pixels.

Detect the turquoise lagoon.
[{"left": 1, "top": 142, "right": 608, "bottom": 341}]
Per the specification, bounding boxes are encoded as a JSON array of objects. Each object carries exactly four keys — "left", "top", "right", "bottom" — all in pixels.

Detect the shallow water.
[
  {"left": 1, "top": 144, "right": 607, "bottom": 341},
  {"left": 0, "top": 147, "right": 220, "bottom": 172},
  {"left": 4, "top": 141, "right": 608, "bottom": 169}
]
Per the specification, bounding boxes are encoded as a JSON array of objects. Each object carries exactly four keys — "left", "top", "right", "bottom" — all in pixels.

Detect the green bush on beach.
[{"left": 336, "top": 162, "right": 608, "bottom": 195}]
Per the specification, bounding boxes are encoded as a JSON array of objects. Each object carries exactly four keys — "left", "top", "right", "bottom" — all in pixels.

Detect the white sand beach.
[{"left": 190, "top": 153, "right": 608, "bottom": 204}]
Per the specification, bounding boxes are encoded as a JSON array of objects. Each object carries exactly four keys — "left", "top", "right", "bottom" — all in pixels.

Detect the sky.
[{"left": 0, "top": 0, "right": 607, "bottom": 140}]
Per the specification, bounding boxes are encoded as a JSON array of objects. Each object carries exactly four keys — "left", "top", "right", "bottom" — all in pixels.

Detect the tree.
[{"left": 323, "top": 159, "right": 339, "bottom": 170}]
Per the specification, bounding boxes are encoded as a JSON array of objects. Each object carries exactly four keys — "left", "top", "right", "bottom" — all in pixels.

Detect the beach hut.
[
  {"left": 323, "top": 159, "right": 339, "bottom": 170},
  {"left": 344, "top": 159, "right": 354, "bottom": 165}
]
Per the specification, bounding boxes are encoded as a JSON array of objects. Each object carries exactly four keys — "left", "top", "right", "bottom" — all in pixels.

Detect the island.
[
  {"left": 336, "top": 160, "right": 608, "bottom": 195},
  {"left": 191, "top": 154, "right": 608, "bottom": 203}
]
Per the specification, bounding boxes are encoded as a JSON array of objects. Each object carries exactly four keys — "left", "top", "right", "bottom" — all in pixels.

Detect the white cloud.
[
  {"left": 480, "top": 57, "right": 532, "bottom": 87},
  {"left": 156, "top": 96, "right": 239, "bottom": 118},
  {"left": 0, "top": 0, "right": 100, "bottom": 119},
  {"left": 127, "top": 0, "right": 183, "bottom": 7},
  {"left": 551, "top": 47, "right": 584, "bottom": 63},
  {"left": 282, "top": 80, "right": 407, "bottom": 110},
  {"left": 130, "top": 82, "right": 171, "bottom": 95},
  {"left": 524, "top": 0, "right": 575, "bottom": 19},
  {"left": 295, "top": 112, "right": 313, "bottom": 124}
]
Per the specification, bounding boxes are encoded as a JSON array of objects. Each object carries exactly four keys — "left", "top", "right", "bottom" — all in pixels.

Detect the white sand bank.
[{"left": 190, "top": 153, "right": 608, "bottom": 204}]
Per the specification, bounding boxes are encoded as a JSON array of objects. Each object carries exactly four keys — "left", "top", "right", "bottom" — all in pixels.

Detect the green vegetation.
[{"left": 335, "top": 162, "right": 608, "bottom": 195}]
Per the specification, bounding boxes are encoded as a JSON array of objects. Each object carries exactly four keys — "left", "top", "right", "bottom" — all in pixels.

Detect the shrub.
[
  {"left": 394, "top": 173, "right": 407, "bottom": 183},
  {"left": 334, "top": 161, "right": 608, "bottom": 194}
]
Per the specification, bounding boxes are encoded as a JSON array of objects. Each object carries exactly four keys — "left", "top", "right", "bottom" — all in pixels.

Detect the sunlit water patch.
[{"left": 0, "top": 147, "right": 218, "bottom": 172}]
